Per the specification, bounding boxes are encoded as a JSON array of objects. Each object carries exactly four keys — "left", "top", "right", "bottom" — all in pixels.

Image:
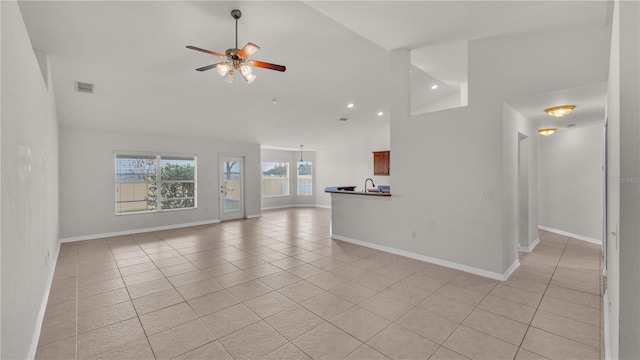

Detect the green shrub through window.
[{"left": 116, "top": 154, "right": 196, "bottom": 214}]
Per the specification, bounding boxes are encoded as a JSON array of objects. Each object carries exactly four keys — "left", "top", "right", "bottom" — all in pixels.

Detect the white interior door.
[{"left": 220, "top": 155, "right": 245, "bottom": 221}]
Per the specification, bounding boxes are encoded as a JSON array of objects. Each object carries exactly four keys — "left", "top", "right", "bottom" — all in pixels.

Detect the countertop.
[{"left": 324, "top": 187, "right": 392, "bottom": 197}]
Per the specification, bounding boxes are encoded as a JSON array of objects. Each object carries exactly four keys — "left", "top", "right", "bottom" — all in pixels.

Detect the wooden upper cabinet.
[{"left": 373, "top": 151, "right": 390, "bottom": 176}]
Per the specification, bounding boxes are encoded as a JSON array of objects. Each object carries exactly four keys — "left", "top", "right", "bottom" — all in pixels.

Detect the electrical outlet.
[
  {"left": 411, "top": 230, "right": 417, "bottom": 239},
  {"left": 45, "top": 250, "right": 50, "bottom": 265}
]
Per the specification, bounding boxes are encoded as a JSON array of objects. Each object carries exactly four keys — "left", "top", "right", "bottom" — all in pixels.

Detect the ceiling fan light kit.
[{"left": 187, "top": 9, "right": 286, "bottom": 84}]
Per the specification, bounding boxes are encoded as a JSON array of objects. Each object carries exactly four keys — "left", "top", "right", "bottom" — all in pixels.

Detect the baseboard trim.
[
  {"left": 261, "top": 204, "right": 330, "bottom": 211},
  {"left": 60, "top": 219, "right": 221, "bottom": 243},
  {"left": 503, "top": 259, "right": 521, "bottom": 280},
  {"left": 331, "top": 234, "right": 519, "bottom": 281},
  {"left": 246, "top": 214, "right": 261, "bottom": 219},
  {"left": 538, "top": 225, "right": 602, "bottom": 245},
  {"left": 28, "top": 240, "right": 61, "bottom": 359},
  {"left": 519, "top": 237, "right": 540, "bottom": 253},
  {"left": 604, "top": 290, "right": 612, "bottom": 360}
]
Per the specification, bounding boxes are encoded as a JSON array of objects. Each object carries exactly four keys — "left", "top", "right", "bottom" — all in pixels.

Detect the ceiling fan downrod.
[{"left": 231, "top": 9, "right": 241, "bottom": 50}]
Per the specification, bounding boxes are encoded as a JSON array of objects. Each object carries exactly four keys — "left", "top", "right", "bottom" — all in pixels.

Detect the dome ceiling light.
[
  {"left": 544, "top": 105, "right": 575, "bottom": 118},
  {"left": 538, "top": 128, "right": 557, "bottom": 136}
]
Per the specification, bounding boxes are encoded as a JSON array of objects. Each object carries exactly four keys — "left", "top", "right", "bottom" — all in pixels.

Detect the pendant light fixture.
[{"left": 298, "top": 145, "right": 306, "bottom": 170}]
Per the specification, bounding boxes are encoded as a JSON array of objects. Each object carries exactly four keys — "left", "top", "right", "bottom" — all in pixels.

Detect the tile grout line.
[
  {"left": 515, "top": 236, "right": 603, "bottom": 358},
  {"left": 42, "top": 214, "right": 603, "bottom": 360},
  {"left": 109, "top": 238, "right": 157, "bottom": 360},
  {"left": 139, "top": 232, "right": 223, "bottom": 360},
  {"left": 428, "top": 275, "right": 501, "bottom": 358},
  {"left": 513, "top": 237, "right": 568, "bottom": 359}
]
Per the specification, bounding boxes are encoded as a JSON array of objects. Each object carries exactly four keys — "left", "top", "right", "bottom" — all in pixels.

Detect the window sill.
[{"left": 115, "top": 206, "right": 197, "bottom": 216}]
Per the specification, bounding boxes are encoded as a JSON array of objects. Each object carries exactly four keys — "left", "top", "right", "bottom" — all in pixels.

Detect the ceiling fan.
[{"left": 186, "top": 9, "right": 286, "bottom": 84}]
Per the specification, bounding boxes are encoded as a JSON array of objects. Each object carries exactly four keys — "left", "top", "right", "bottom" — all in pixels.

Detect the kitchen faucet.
[{"left": 364, "top": 178, "right": 375, "bottom": 192}]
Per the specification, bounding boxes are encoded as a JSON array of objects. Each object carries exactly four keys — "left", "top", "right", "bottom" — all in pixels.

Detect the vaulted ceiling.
[{"left": 18, "top": 1, "right": 610, "bottom": 150}]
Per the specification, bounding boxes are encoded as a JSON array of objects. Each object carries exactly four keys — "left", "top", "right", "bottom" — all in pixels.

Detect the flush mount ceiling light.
[
  {"left": 544, "top": 105, "right": 575, "bottom": 118},
  {"left": 538, "top": 128, "right": 557, "bottom": 136},
  {"left": 347, "top": 103, "right": 355, "bottom": 108},
  {"left": 186, "top": 9, "right": 286, "bottom": 84},
  {"left": 377, "top": 111, "right": 384, "bottom": 116},
  {"left": 430, "top": 85, "right": 439, "bottom": 90}
]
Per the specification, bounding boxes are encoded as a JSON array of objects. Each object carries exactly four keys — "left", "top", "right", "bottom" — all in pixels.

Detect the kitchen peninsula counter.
[
  {"left": 324, "top": 187, "right": 391, "bottom": 196},
  {"left": 324, "top": 186, "right": 393, "bottom": 257}
]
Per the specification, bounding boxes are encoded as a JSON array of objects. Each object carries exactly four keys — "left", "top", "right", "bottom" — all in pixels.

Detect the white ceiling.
[
  {"left": 18, "top": 1, "right": 611, "bottom": 151},
  {"left": 508, "top": 82, "right": 608, "bottom": 132}
]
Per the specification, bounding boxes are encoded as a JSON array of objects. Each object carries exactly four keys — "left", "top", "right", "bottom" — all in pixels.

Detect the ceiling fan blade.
[
  {"left": 238, "top": 42, "right": 260, "bottom": 59},
  {"left": 247, "top": 60, "right": 286, "bottom": 72},
  {"left": 186, "top": 46, "right": 226, "bottom": 58},
  {"left": 196, "top": 62, "right": 225, "bottom": 72}
]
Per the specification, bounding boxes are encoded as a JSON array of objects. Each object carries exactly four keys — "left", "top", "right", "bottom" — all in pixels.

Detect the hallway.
[{"left": 35, "top": 208, "right": 603, "bottom": 360}]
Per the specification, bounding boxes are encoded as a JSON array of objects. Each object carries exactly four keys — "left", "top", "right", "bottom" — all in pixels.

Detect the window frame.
[
  {"left": 115, "top": 153, "right": 197, "bottom": 215},
  {"left": 261, "top": 161, "right": 290, "bottom": 198}
]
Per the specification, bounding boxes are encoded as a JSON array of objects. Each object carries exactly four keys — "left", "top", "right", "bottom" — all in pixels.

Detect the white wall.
[
  {"left": 606, "top": 1, "right": 640, "bottom": 359},
  {"left": 330, "top": 25, "right": 610, "bottom": 278},
  {"left": 617, "top": 2, "right": 640, "bottom": 357},
  {"left": 413, "top": 90, "right": 463, "bottom": 115},
  {"left": 503, "top": 103, "right": 539, "bottom": 255},
  {"left": 59, "top": 127, "right": 261, "bottom": 239},
  {"left": 261, "top": 149, "right": 316, "bottom": 209},
  {"left": 605, "top": 2, "right": 621, "bottom": 358},
  {"left": 315, "top": 123, "right": 390, "bottom": 208},
  {"left": 538, "top": 124, "right": 604, "bottom": 241},
  {"left": 1, "top": 2, "right": 60, "bottom": 358},
  {"left": 386, "top": 26, "right": 610, "bottom": 275},
  {"left": 1, "top": 2, "right": 3, "bottom": 355}
]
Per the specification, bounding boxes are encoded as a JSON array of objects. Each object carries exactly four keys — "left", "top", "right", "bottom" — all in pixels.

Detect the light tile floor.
[{"left": 36, "top": 208, "right": 603, "bottom": 360}]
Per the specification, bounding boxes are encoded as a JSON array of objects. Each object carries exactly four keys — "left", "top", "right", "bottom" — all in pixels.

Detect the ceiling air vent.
[
  {"left": 75, "top": 81, "right": 94, "bottom": 93},
  {"left": 339, "top": 117, "right": 349, "bottom": 122}
]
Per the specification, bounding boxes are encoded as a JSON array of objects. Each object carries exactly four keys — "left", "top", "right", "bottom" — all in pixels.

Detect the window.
[
  {"left": 262, "top": 161, "right": 289, "bottom": 197},
  {"left": 297, "top": 161, "right": 313, "bottom": 196},
  {"left": 116, "top": 154, "right": 196, "bottom": 214}
]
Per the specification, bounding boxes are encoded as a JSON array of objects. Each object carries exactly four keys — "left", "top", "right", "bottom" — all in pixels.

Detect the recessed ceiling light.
[
  {"left": 431, "top": 85, "right": 439, "bottom": 90},
  {"left": 347, "top": 103, "right": 355, "bottom": 108},
  {"left": 272, "top": 98, "right": 278, "bottom": 104},
  {"left": 377, "top": 111, "right": 384, "bottom": 116}
]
